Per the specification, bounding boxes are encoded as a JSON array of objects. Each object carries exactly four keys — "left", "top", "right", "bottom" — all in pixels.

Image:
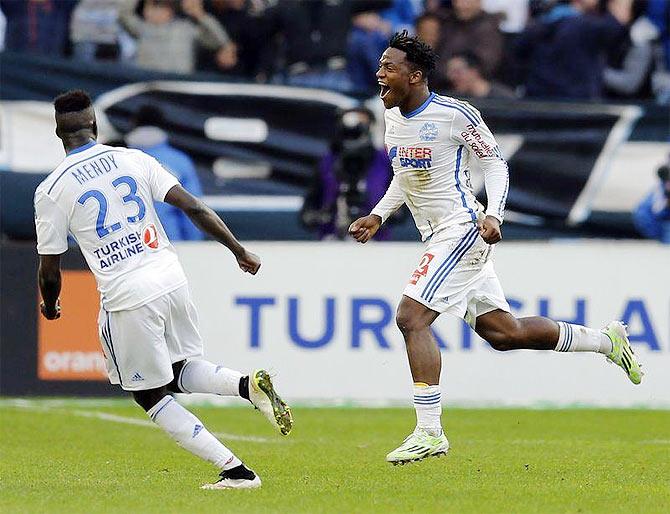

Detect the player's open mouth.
[{"left": 379, "top": 83, "right": 391, "bottom": 99}]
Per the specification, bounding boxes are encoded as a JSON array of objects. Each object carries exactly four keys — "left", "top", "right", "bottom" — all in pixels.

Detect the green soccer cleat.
[
  {"left": 602, "top": 321, "right": 643, "bottom": 385},
  {"left": 249, "top": 369, "right": 293, "bottom": 435},
  {"left": 386, "top": 428, "right": 450, "bottom": 465}
]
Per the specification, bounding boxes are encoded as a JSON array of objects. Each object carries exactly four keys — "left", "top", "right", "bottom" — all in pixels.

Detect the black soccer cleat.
[{"left": 201, "top": 464, "right": 262, "bottom": 490}]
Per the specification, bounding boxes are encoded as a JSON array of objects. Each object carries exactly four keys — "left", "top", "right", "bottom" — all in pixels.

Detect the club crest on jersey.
[
  {"left": 142, "top": 224, "right": 159, "bottom": 250},
  {"left": 419, "top": 122, "right": 438, "bottom": 141}
]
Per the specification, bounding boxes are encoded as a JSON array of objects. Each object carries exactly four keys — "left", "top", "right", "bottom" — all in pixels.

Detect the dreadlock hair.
[
  {"left": 388, "top": 30, "right": 438, "bottom": 80},
  {"left": 54, "top": 89, "right": 93, "bottom": 114}
]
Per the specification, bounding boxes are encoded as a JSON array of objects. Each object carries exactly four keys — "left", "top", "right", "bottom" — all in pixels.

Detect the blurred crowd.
[{"left": 1, "top": 0, "right": 669, "bottom": 101}]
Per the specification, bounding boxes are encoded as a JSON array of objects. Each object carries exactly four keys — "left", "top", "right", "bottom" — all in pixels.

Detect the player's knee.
[
  {"left": 396, "top": 309, "right": 428, "bottom": 336},
  {"left": 166, "top": 360, "right": 187, "bottom": 393},
  {"left": 132, "top": 386, "right": 170, "bottom": 412}
]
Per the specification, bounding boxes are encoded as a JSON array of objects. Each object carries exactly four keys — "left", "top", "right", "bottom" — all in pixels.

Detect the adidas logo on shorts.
[{"left": 131, "top": 372, "right": 144, "bottom": 382}]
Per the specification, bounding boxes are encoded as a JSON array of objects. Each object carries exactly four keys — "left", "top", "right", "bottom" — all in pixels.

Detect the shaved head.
[{"left": 54, "top": 89, "right": 97, "bottom": 140}]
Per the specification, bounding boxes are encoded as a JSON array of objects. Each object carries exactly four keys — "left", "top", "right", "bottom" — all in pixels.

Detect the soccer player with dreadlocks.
[{"left": 349, "top": 31, "right": 643, "bottom": 465}]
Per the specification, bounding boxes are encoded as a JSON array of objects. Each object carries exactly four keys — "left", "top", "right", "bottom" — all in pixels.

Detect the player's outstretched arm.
[
  {"left": 38, "top": 255, "right": 62, "bottom": 320},
  {"left": 164, "top": 185, "right": 260, "bottom": 275}
]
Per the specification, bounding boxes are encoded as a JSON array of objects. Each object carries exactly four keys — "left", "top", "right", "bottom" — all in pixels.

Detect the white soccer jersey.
[
  {"left": 34, "top": 141, "right": 187, "bottom": 311},
  {"left": 372, "top": 92, "right": 509, "bottom": 241}
]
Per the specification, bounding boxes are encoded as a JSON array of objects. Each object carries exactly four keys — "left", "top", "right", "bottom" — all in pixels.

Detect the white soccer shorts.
[
  {"left": 97, "top": 284, "right": 203, "bottom": 391},
  {"left": 403, "top": 222, "right": 510, "bottom": 328}
]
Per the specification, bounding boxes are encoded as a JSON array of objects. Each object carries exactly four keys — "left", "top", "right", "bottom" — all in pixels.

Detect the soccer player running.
[
  {"left": 35, "top": 90, "right": 292, "bottom": 489},
  {"left": 349, "top": 32, "right": 643, "bottom": 465}
]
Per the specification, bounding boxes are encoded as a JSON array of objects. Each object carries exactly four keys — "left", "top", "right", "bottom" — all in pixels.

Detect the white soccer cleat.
[
  {"left": 201, "top": 464, "right": 262, "bottom": 490},
  {"left": 386, "top": 428, "right": 450, "bottom": 465},
  {"left": 248, "top": 369, "right": 293, "bottom": 435},
  {"left": 602, "top": 321, "right": 643, "bottom": 385}
]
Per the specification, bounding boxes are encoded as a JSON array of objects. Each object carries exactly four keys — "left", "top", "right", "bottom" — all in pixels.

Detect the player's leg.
[
  {"left": 395, "top": 296, "right": 442, "bottom": 432},
  {"left": 102, "top": 302, "right": 261, "bottom": 489},
  {"left": 385, "top": 295, "right": 450, "bottom": 465},
  {"left": 474, "top": 309, "right": 642, "bottom": 384},
  {"left": 163, "top": 285, "right": 293, "bottom": 435},
  {"left": 132, "top": 386, "right": 260, "bottom": 490},
  {"left": 166, "top": 359, "right": 247, "bottom": 398}
]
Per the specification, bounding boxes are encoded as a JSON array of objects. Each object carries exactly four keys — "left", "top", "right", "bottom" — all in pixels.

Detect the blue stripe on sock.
[
  {"left": 414, "top": 394, "right": 441, "bottom": 401},
  {"left": 559, "top": 323, "right": 573, "bottom": 352},
  {"left": 177, "top": 361, "right": 192, "bottom": 394},
  {"left": 566, "top": 324, "right": 573, "bottom": 351},
  {"left": 150, "top": 397, "right": 174, "bottom": 421}
]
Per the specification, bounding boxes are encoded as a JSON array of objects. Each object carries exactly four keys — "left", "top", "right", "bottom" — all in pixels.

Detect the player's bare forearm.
[
  {"left": 38, "top": 255, "right": 62, "bottom": 319},
  {"left": 165, "top": 185, "right": 260, "bottom": 274},
  {"left": 188, "top": 203, "right": 242, "bottom": 253}
]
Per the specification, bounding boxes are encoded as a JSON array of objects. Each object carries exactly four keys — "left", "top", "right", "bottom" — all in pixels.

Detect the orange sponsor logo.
[
  {"left": 38, "top": 270, "right": 107, "bottom": 381},
  {"left": 143, "top": 223, "right": 159, "bottom": 249}
]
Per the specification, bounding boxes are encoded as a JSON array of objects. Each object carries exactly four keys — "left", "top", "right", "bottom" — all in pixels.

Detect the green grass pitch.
[{"left": 1, "top": 399, "right": 669, "bottom": 514}]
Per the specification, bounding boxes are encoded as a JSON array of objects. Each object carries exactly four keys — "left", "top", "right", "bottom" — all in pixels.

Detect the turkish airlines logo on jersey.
[
  {"left": 387, "top": 146, "right": 433, "bottom": 169},
  {"left": 143, "top": 224, "right": 159, "bottom": 250}
]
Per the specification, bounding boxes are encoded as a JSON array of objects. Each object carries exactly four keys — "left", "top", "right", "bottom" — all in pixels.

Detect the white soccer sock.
[
  {"left": 178, "top": 359, "right": 243, "bottom": 396},
  {"left": 555, "top": 322, "right": 613, "bottom": 354},
  {"left": 413, "top": 383, "right": 442, "bottom": 436},
  {"left": 147, "top": 395, "right": 241, "bottom": 470}
]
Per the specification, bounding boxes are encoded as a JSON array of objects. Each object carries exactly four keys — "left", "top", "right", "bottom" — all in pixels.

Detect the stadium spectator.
[
  {"left": 301, "top": 108, "right": 394, "bottom": 240},
  {"left": 435, "top": 0, "right": 504, "bottom": 79},
  {"left": 445, "top": 51, "right": 517, "bottom": 99},
  {"left": 119, "top": 0, "right": 233, "bottom": 74},
  {"left": 633, "top": 161, "right": 670, "bottom": 244},
  {"left": 1, "top": 0, "right": 77, "bottom": 57},
  {"left": 415, "top": 12, "right": 441, "bottom": 49},
  {"left": 647, "top": 0, "right": 669, "bottom": 68},
  {"left": 70, "top": 0, "right": 135, "bottom": 62},
  {"left": 516, "top": 0, "right": 632, "bottom": 99},
  {"left": 414, "top": 12, "right": 443, "bottom": 88},
  {"left": 647, "top": 0, "right": 670, "bottom": 103},
  {"left": 197, "top": 0, "right": 268, "bottom": 78},
  {"left": 604, "top": 1, "right": 659, "bottom": 99},
  {"left": 481, "top": 0, "right": 529, "bottom": 33},
  {"left": 0, "top": 7, "right": 5, "bottom": 51},
  {"left": 347, "top": 0, "right": 421, "bottom": 93},
  {"left": 260, "top": 0, "right": 352, "bottom": 90},
  {"left": 125, "top": 104, "right": 204, "bottom": 241}
]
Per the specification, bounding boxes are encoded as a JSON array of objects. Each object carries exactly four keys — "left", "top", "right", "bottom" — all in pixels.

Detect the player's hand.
[
  {"left": 478, "top": 216, "right": 502, "bottom": 244},
  {"left": 40, "top": 299, "right": 61, "bottom": 320},
  {"left": 236, "top": 249, "right": 261, "bottom": 275},
  {"left": 348, "top": 214, "right": 381, "bottom": 243}
]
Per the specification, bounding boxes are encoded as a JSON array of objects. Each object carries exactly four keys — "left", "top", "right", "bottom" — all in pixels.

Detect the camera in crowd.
[
  {"left": 301, "top": 107, "right": 378, "bottom": 239},
  {"left": 332, "top": 108, "right": 377, "bottom": 235}
]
